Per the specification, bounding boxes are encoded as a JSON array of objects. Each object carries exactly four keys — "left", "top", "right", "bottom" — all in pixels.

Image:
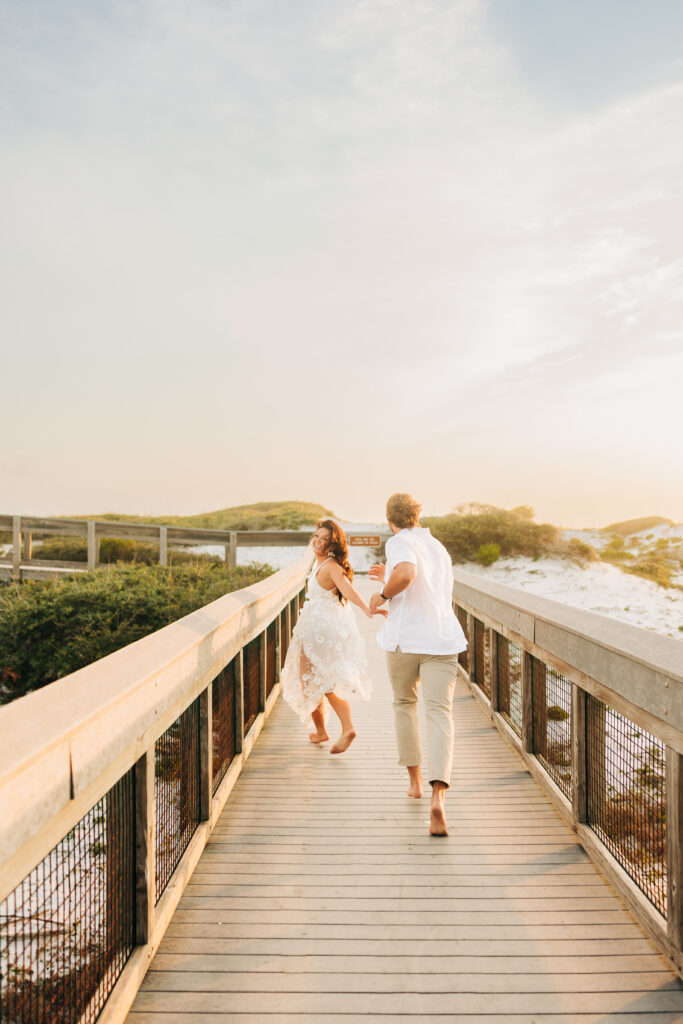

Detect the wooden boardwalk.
[{"left": 127, "top": 581, "right": 683, "bottom": 1023}]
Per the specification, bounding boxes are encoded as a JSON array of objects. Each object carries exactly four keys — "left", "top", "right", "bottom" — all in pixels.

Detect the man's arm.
[{"left": 369, "top": 561, "right": 416, "bottom": 613}]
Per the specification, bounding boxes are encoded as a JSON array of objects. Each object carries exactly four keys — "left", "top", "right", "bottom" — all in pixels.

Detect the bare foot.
[
  {"left": 429, "top": 803, "right": 449, "bottom": 837},
  {"left": 330, "top": 729, "right": 357, "bottom": 754},
  {"left": 309, "top": 731, "right": 329, "bottom": 744},
  {"left": 407, "top": 781, "right": 423, "bottom": 799}
]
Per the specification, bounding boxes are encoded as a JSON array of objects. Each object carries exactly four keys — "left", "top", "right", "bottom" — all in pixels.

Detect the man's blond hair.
[{"left": 386, "top": 493, "right": 422, "bottom": 529}]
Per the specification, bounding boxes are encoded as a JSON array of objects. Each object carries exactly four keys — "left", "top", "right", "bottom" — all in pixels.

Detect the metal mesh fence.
[
  {"left": 155, "top": 699, "right": 200, "bottom": 903},
  {"left": 531, "top": 657, "right": 572, "bottom": 799},
  {"left": 242, "top": 636, "right": 261, "bottom": 734},
  {"left": 280, "top": 608, "right": 290, "bottom": 668},
  {"left": 290, "top": 597, "right": 298, "bottom": 629},
  {"left": 0, "top": 771, "right": 135, "bottom": 1024},
  {"left": 212, "top": 660, "right": 237, "bottom": 795},
  {"left": 472, "top": 618, "right": 490, "bottom": 698},
  {"left": 455, "top": 606, "right": 469, "bottom": 672},
  {"left": 266, "top": 622, "right": 277, "bottom": 698},
  {"left": 586, "top": 695, "right": 666, "bottom": 915},
  {"left": 497, "top": 635, "right": 522, "bottom": 736}
]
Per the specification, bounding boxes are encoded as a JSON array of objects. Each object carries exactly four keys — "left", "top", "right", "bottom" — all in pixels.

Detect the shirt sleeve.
[{"left": 386, "top": 534, "right": 417, "bottom": 570}]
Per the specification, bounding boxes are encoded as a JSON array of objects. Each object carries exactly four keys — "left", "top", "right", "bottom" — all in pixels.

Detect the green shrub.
[
  {"left": 624, "top": 558, "right": 673, "bottom": 587},
  {"left": 547, "top": 705, "right": 569, "bottom": 722},
  {"left": 30, "top": 537, "right": 218, "bottom": 566},
  {"left": 0, "top": 562, "right": 272, "bottom": 704},
  {"left": 476, "top": 542, "right": 501, "bottom": 567},
  {"left": 567, "top": 538, "right": 597, "bottom": 562},
  {"left": 423, "top": 505, "right": 563, "bottom": 563}
]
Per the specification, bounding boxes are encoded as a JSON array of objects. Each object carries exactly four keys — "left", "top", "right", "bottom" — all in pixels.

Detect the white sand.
[{"left": 463, "top": 555, "right": 683, "bottom": 639}]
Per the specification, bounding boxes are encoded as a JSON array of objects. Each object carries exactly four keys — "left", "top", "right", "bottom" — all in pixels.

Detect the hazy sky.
[{"left": 2, "top": 0, "right": 682, "bottom": 526}]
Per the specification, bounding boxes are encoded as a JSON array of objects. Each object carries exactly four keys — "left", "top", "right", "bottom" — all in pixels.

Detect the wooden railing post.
[
  {"left": 226, "top": 532, "right": 237, "bottom": 569},
  {"left": 466, "top": 613, "right": 475, "bottom": 680},
  {"left": 259, "top": 629, "right": 268, "bottom": 712},
  {"left": 275, "top": 613, "right": 282, "bottom": 684},
  {"left": 134, "top": 750, "right": 155, "bottom": 945},
  {"left": 159, "top": 526, "right": 168, "bottom": 567},
  {"left": 666, "top": 747, "right": 683, "bottom": 954},
  {"left": 571, "top": 684, "right": 587, "bottom": 823},
  {"left": 234, "top": 649, "right": 245, "bottom": 754},
  {"left": 489, "top": 629, "right": 500, "bottom": 712},
  {"left": 12, "top": 515, "right": 21, "bottom": 581},
  {"left": 521, "top": 650, "right": 534, "bottom": 754},
  {"left": 22, "top": 529, "right": 32, "bottom": 561},
  {"left": 199, "top": 686, "right": 212, "bottom": 821},
  {"left": 87, "top": 520, "right": 98, "bottom": 570}
]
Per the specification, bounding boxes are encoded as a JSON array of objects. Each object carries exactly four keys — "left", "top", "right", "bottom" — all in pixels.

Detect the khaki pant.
[{"left": 385, "top": 648, "right": 459, "bottom": 786}]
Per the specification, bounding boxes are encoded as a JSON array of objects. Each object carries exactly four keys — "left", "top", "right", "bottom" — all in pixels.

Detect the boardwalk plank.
[{"left": 126, "top": 580, "right": 683, "bottom": 1022}]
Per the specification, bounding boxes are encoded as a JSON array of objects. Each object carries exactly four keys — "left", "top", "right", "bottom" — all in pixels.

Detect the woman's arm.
[{"left": 323, "top": 562, "right": 385, "bottom": 617}]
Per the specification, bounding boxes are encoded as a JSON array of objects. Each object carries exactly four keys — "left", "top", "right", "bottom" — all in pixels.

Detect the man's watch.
[{"left": 380, "top": 591, "right": 391, "bottom": 601}]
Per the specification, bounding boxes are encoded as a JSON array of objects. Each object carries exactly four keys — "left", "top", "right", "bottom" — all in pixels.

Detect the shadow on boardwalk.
[{"left": 127, "top": 580, "right": 683, "bottom": 1023}]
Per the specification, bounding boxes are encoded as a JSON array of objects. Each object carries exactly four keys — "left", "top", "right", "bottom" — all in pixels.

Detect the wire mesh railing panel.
[
  {"left": 266, "top": 622, "right": 277, "bottom": 698},
  {"left": 472, "top": 618, "right": 490, "bottom": 698},
  {"left": 212, "top": 660, "right": 237, "bottom": 795},
  {"left": 155, "top": 698, "right": 200, "bottom": 903},
  {"left": 290, "top": 597, "right": 298, "bottom": 628},
  {"left": 497, "top": 635, "right": 522, "bottom": 736},
  {"left": 531, "top": 657, "right": 572, "bottom": 799},
  {"left": 242, "top": 637, "right": 261, "bottom": 734},
  {"left": 455, "top": 606, "right": 469, "bottom": 672},
  {"left": 586, "top": 695, "right": 666, "bottom": 915},
  {"left": 280, "top": 608, "right": 290, "bottom": 668},
  {"left": 0, "top": 771, "right": 135, "bottom": 1024}
]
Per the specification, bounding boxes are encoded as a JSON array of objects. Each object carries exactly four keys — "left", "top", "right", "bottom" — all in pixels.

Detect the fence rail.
[
  {"left": 0, "top": 552, "right": 312, "bottom": 1024},
  {"left": 0, "top": 514, "right": 389, "bottom": 580},
  {"left": 452, "top": 567, "right": 683, "bottom": 974}
]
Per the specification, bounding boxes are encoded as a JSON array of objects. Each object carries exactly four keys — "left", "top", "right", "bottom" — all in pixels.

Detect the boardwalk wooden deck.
[{"left": 127, "top": 581, "right": 683, "bottom": 1023}]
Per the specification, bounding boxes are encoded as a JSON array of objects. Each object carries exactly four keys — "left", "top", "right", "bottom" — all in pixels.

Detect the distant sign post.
[{"left": 348, "top": 535, "right": 381, "bottom": 546}]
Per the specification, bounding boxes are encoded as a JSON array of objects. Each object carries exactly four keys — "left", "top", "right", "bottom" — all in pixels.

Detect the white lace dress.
[{"left": 281, "top": 559, "right": 372, "bottom": 723}]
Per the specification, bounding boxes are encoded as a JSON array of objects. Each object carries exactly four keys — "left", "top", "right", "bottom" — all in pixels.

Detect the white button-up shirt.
[{"left": 376, "top": 527, "right": 468, "bottom": 655}]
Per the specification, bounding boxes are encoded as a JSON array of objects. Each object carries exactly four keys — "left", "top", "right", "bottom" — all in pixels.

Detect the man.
[{"left": 369, "top": 493, "right": 467, "bottom": 836}]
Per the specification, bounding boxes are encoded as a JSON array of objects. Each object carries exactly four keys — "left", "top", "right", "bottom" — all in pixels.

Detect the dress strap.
[{"left": 314, "top": 556, "right": 332, "bottom": 578}]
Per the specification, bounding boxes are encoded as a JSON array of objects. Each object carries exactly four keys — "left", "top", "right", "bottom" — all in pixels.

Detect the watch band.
[{"left": 380, "top": 590, "right": 390, "bottom": 601}]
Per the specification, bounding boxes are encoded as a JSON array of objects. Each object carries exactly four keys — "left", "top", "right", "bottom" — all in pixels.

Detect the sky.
[{"left": 2, "top": 0, "right": 682, "bottom": 527}]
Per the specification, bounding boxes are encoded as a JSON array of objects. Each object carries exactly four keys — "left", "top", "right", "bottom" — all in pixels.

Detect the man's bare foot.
[
  {"left": 309, "top": 730, "right": 329, "bottom": 744},
  {"left": 330, "top": 729, "right": 357, "bottom": 754},
  {"left": 407, "top": 766, "right": 423, "bottom": 798},
  {"left": 429, "top": 803, "right": 449, "bottom": 836}
]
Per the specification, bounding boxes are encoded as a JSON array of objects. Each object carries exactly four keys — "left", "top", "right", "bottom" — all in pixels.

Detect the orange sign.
[{"left": 349, "top": 535, "right": 381, "bottom": 546}]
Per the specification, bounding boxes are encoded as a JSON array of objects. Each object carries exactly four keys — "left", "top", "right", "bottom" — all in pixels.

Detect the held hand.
[
  {"left": 368, "top": 563, "right": 386, "bottom": 583},
  {"left": 369, "top": 592, "right": 385, "bottom": 615}
]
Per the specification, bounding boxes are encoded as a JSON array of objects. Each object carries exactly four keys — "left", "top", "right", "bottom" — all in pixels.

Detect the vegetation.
[
  {"left": 0, "top": 562, "right": 272, "bottom": 704},
  {"left": 27, "top": 537, "right": 215, "bottom": 566},
  {"left": 603, "top": 516, "right": 673, "bottom": 537},
  {"left": 422, "top": 504, "right": 593, "bottom": 564},
  {"left": 64, "top": 500, "right": 334, "bottom": 532},
  {"left": 476, "top": 542, "right": 501, "bottom": 567}
]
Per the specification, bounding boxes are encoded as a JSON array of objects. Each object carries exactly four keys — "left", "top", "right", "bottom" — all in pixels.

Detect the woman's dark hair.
[{"left": 318, "top": 519, "right": 353, "bottom": 603}]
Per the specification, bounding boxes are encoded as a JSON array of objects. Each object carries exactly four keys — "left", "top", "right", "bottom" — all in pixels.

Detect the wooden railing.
[
  {"left": 453, "top": 568, "right": 683, "bottom": 975},
  {"left": 0, "top": 514, "right": 389, "bottom": 580},
  {"left": 0, "top": 551, "right": 313, "bottom": 1023}
]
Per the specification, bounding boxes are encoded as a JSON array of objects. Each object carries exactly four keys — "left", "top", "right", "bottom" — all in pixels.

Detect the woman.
[{"left": 281, "top": 519, "right": 379, "bottom": 754}]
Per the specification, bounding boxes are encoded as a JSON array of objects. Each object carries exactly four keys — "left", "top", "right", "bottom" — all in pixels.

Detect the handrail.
[
  {"left": 0, "top": 551, "right": 314, "bottom": 1024},
  {"left": 453, "top": 567, "right": 683, "bottom": 975}
]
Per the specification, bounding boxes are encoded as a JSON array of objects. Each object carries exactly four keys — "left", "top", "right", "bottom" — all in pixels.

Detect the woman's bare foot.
[
  {"left": 309, "top": 730, "right": 329, "bottom": 743},
  {"left": 330, "top": 729, "right": 357, "bottom": 754}
]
